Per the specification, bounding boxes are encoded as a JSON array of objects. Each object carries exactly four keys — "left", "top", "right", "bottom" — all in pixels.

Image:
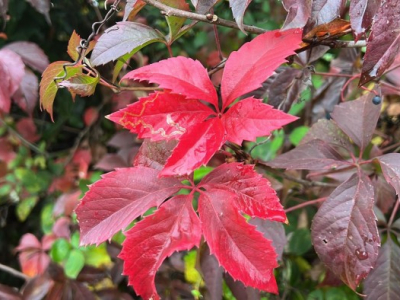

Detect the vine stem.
[
  {"left": 0, "top": 263, "right": 29, "bottom": 281},
  {"left": 388, "top": 197, "right": 400, "bottom": 228},
  {"left": 285, "top": 197, "right": 327, "bottom": 213}
]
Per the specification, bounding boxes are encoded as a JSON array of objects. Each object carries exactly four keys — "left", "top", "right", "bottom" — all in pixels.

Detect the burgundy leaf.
[
  {"left": 222, "top": 97, "right": 298, "bottom": 145},
  {"left": 363, "top": 236, "right": 400, "bottom": 299},
  {"left": 108, "top": 92, "right": 213, "bottom": 141},
  {"left": 267, "top": 139, "right": 348, "bottom": 170},
  {"left": 94, "top": 154, "right": 130, "bottom": 170},
  {"left": 311, "top": 174, "right": 380, "bottom": 290},
  {"left": 221, "top": 29, "right": 303, "bottom": 109},
  {"left": 21, "top": 274, "right": 53, "bottom": 300},
  {"left": 376, "top": 153, "right": 400, "bottom": 196},
  {"left": 134, "top": 139, "right": 178, "bottom": 170},
  {"left": 0, "top": 283, "right": 21, "bottom": 300},
  {"left": 119, "top": 195, "right": 201, "bottom": 300},
  {"left": 122, "top": 57, "right": 218, "bottom": 107},
  {"left": 0, "top": 48, "right": 25, "bottom": 113},
  {"left": 349, "top": 0, "right": 380, "bottom": 41},
  {"left": 5, "top": 42, "right": 49, "bottom": 72},
  {"left": 229, "top": 0, "right": 252, "bottom": 32},
  {"left": 198, "top": 188, "right": 278, "bottom": 293},
  {"left": 192, "top": 0, "right": 219, "bottom": 13},
  {"left": 331, "top": 93, "right": 381, "bottom": 152},
  {"left": 25, "top": 0, "right": 51, "bottom": 24},
  {"left": 76, "top": 167, "right": 182, "bottom": 246},
  {"left": 15, "top": 118, "right": 40, "bottom": 143},
  {"left": 249, "top": 218, "right": 287, "bottom": 261},
  {"left": 282, "top": 0, "right": 312, "bottom": 29},
  {"left": 0, "top": 0, "right": 9, "bottom": 22},
  {"left": 199, "top": 243, "right": 223, "bottom": 300},
  {"left": 360, "top": 1, "right": 400, "bottom": 85},
  {"left": 12, "top": 69, "right": 39, "bottom": 115},
  {"left": 160, "top": 118, "right": 225, "bottom": 176},
  {"left": 310, "top": 0, "right": 346, "bottom": 25},
  {"left": 90, "top": 22, "right": 163, "bottom": 66},
  {"left": 224, "top": 274, "right": 260, "bottom": 300},
  {"left": 200, "top": 163, "right": 286, "bottom": 222},
  {"left": 374, "top": 175, "right": 396, "bottom": 214}
]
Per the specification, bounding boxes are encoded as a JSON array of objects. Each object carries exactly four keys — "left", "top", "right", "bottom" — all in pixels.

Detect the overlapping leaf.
[
  {"left": 360, "top": 1, "right": 400, "bottom": 85},
  {"left": 59, "top": 74, "right": 100, "bottom": 97},
  {"left": 4, "top": 41, "right": 49, "bottom": 72},
  {"left": 376, "top": 153, "right": 400, "bottom": 196},
  {"left": 349, "top": 0, "right": 380, "bottom": 41},
  {"left": 311, "top": 174, "right": 380, "bottom": 290},
  {"left": 282, "top": 0, "right": 311, "bottom": 29}
]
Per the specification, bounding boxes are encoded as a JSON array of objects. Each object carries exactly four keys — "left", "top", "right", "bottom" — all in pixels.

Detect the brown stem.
[
  {"left": 0, "top": 263, "right": 29, "bottom": 281},
  {"left": 388, "top": 197, "right": 400, "bottom": 228},
  {"left": 285, "top": 197, "right": 327, "bottom": 213},
  {"left": 142, "top": 0, "right": 267, "bottom": 34}
]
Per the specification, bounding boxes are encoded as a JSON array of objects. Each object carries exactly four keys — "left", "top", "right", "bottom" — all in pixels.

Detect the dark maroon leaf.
[
  {"left": 192, "top": 0, "right": 219, "bottom": 13},
  {"left": 374, "top": 175, "right": 396, "bottom": 214},
  {"left": 376, "top": 153, "right": 400, "bottom": 196},
  {"left": 5, "top": 42, "right": 49, "bottom": 72},
  {"left": 311, "top": 174, "right": 380, "bottom": 290},
  {"left": 21, "top": 275, "right": 52, "bottom": 300},
  {"left": 282, "top": 0, "right": 311, "bottom": 29},
  {"left": 94, "top": 154, "right": 129, "bottom": 171},
  {"left": 199, "top": 243, "right": 223, "bottom": 300},
  {"left": 76, "top": 266, "right": 107, "bottom": 284},
  {"left": 0, "top": 283, "right": 21, "bottom": 300},
  {"left": 107, "top": 131, "right": 137, "bottom": 148},
  {"left": 90, "top": 22, "right": 164, "bottom": 66},
  {"left": 224, "top": 274, "right": 260, "bottom": 300},
  {"left": 46, "top": 280, "right": 96, "bottom": 300},
  {"left": 330, "top": 92, "right": 381, "bottom": 152},
  {"left": 229, "top": 0, "right": 252, "bottom": 32},
  {"left": 25, "top": 0, "right": 51, "bottom": 24},
  {"left": 363, "top": 236, "right": 400, "bottom": 299},
  {"left": 249, "top": 218, "right": 286, "bottom": 261},
  {"left": 134, "top": 139, "right": 178, "bottom": 170},
  {"left": 360, "top": 1, "right": 400, "bottom": 85},
  {"left": 310, "top": 0, "right": 346, "bottom": 25},
  {"left": 12, "top": 69, "right": 39, "bottom": 115},
  {"left": 349, "top": 0, "right": 380, "bottom": 41},
  {"left": 267, "top": 139, "right": 348, "bottom": 170}
]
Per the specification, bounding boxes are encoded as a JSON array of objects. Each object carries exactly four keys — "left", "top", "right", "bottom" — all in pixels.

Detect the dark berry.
[{"left": 372, "top": 95, "right": 381, "bottom": 105}]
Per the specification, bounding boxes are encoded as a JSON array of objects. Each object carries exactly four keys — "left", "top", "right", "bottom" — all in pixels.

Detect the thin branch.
[
  {"left": 0, "top": 263, "right": 29, "bottom": 281},
  {"left": 142, "top": 0, "right": 267, "bottom": 34},
  {"left": 388, "top": 197, "right": 400, "bottom": 228},
  {"left": 285, "top": 197, "right": 327, "bottom": 213}
]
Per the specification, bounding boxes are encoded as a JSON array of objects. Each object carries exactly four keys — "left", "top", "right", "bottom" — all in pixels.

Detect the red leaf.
[
  {"left": 108, "top": 92, "right": 213, "bottom": 141},
  {"left": 222, "top": 97, "right": 298, "bottom": 144},
  {"left": 221, "top": 29, "right": 302, "bottom": 109},
  {"left": 83, "top": 107, "right": 99, "bottom": 126},
  {"left": 282, "top": 0, "right": 311, "bottom": 29},
  {"left": 76, "top": 167, "right": 182, "bottom": 245},
  {"left": 376, "top": 153, "right": 400, "bottom": 196},
  {"left": 363, "top": 236, "right": 400, "bottom": 299},
  {"left": 360, "top": 1, "right": 400, "bottom": 85},
  {"left": 5, "top": 41, "right": 49, "bottom": 72},
  {"left": 330, "top": 93, "right": 381, "bottom": 152},
  {"left": 200, "top": 163, "right": 286, "bottom": 222},
  {"left": 267, "top": 139, "right": 348, "bottom": 170},
  {"left": 15, "top": 118, "right": 40, "bottom": 143},
  {"left": 120, "top": 195, "right": 201, "bottom": 300},
  {"left": 54, "top": 190, "right": 81, "bottom": 217},
  {"left": 0, "top": 48, "right": 25, "bottom": 113},
  {"left": 12, "top": 69, "right": 39, "bottom": 115},
  {"left": 311, "top": 174, "right": 380, "bottom": 290},
  {"left": 349, "top": 0, "right": 380, "bottom": 41},
  {"left": 0, "top": 137, "right": 16, "bottom": 163},
  {"left": 160, "top": 118, "right": 225, "bottom": 176},
  {"left": 198, "top": 188, "right": 278, "bottom": 293},
  {"left": 122, "top": 57, "right": 219, "bottom": 107},
  {"left": 229, "top": 0, "right": 252, "bottom": 32}
]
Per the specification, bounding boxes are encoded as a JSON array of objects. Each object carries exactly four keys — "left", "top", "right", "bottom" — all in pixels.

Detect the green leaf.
[
  {"left": 288, "top": 228, "right": 312, "bottom": 256},
  {"left": 70, "top": 232, "right": 81, "bottom": 249},
  {"left": 50, "top": 239, "right": 72, "bottom": 262},
  {"left": 193, "top": 166, "right": 214, "bottom": 181},
  {"left": 325, "top": 288, "right": 347, "bottom": 300},
  {"left": 83, "top": 244, "right": 112, "bottom": 267},
  {"left": 41, "top": 203, "right": 54, "bottom": 234},
  {"left": 162, "top": 0, "right": 189, "bottom": 43},
  {"left": 289, "top": 126, "right": 309, "bottom": 146},
  {"left": 65, "top": 249, "right": 85, "bottom": 279},
  {"left": 307, "top": 290, "right": 324, "bottom": 300},
  {"left": 0, "top": 184, "right": 12, "bottom": 197},
  {"left": 184, "top": 250, "right": 202, "bottom": 284},
  {"left": 14, "top": 168, "right": 48, "bottom": 193},
  {"left": 16, "top": 196, "right": 38, "bottom": 221},
  {"left": 59, "top": 73, "right": 100, "bottom": 97}
]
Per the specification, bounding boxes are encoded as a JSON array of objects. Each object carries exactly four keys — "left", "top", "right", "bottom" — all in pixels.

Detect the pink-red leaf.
[
  {"left": 229, "top": 0, "right": 252, "bottom": 32},
  {"left": 200, "top": 162, "right": 286, "bottom": 222},
  {"left": 221, "top": 29, "right": 302, "bottom": 108},
  {"left": 122, "top": 57, "right": 219, "bottom": 107},
  {"left": 120, "top": 195, "right": 201, "bottom": 300},
  {"left": 5, "top": 41, "right": 49, "bottom": 72},
  {"left": 160, "top": 118, "right": 225, "bottom": 176},
  {"left": 76, "top": 167, "right": 182, "bottom": 246},
  {"left": 363, "top": 236, "right": 400, "bottom": 299},
  {"left": 267, "top": 139, "right": 348, "bottom": 170},
  {"left": 359, "top": 1, "right": 400, "bottom": 85},
  {"left": 330, "top": 93, "right": 381, "bottom": 152},
  {"left": 198, "top": 188, "right": 278, "bottom": 293},
  {"left": 349, "top": 0, "right": 380, "bottom": 41},
  {"left": 311, "top": 174, "right": 380, "bottom": 290},
  {"left": 282, "top": 0, "right": 311, "bottom": 29},
  {"left": 108, "top": 92, "right": 213, "bottom": 141},
  {"left": 12, "top": 69, "right": 39, "bottom": 115},
  {"left": 222, "top": 97, "right": 298, "bottom": 144},
  {"left": 376, "top": 153, "right": 400, "bottom": 196}
]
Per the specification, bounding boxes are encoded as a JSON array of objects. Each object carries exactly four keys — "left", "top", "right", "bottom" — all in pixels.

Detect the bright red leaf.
[
  {"left": 112, "top": 29, "right": 301, "bottom": 176},
  {"left": 120, "top": 194, "right": 201, "bottom": 300},
  {"left": 198, "top": 188, "right": 278, "bottom": 293}
]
